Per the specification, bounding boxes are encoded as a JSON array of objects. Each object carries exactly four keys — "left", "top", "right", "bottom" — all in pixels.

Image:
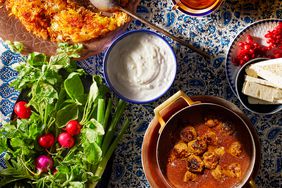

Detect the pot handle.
[
  {"left": 154, "top": 90, "right": 200, "bottom": 133},
  {"left": 248, "top": 179, "right": 256, "bottom": 188}
]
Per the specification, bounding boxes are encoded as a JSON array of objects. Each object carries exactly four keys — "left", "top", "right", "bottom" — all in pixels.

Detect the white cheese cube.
[{"left": 242, "top": 81, "right": 282, "bottom": 102}]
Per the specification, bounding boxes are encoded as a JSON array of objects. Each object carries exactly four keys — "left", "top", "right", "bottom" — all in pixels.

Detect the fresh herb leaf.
[
  {"left": 55, "top": 103, "right": 79, "bottom": 128},
  {"left": 64, "top": 72, "right": 85, "bottom": 105},
  {"left": 5, "top": 41, "right": 24, "bottom": 53}
]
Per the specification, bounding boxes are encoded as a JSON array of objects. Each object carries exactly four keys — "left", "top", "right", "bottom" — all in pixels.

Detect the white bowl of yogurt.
[{"left": 104, "top": 30, "right": 177, "bottom": 104}]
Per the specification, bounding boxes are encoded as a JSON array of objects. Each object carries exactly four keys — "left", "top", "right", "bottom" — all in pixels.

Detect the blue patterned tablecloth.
[{"left": 0, "top": 0, "right": 282, "bottom": 187}]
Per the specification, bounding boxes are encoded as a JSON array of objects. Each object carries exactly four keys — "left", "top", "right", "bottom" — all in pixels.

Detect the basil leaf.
[
  {"left": 64, "top": 72, "right": 84, "bottom": 105},
  {"left": 56, "top": 103, "right": 79, "bottom": 128}
]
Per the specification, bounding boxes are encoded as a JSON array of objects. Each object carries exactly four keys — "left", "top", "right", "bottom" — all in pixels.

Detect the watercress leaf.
[
  {"left": 68, "top": 182, "right": 84, "bottom": 188},
  {"left": 2, "top": 123, "right": 17, "bottom": 136},
  {"left": 10, "top": 138, "right": 25, "bottom": 148},
  {"left": 27, "top": 52, "right": 47, "bottom": 67},
  {"left": 49, "top": 54, "right": 70, "bottom": 67},
  {"left": 3, "top": 152, "right": 10, "bottom": 161},
  {"left": 55, "top": 86, "right": 66, "bottom": 111},
  {"left": 43, "top": 68, "right": 60, "bottom": 85},
  {"left": 10, "top": 65, "right": 40, "bottom": 90},
  {"left": 0, "top": 138, "right": 7, "bottom": 153},
  {"left": 64, "top": 72, "right": 84, "bottom": 105},
  {"left": 28, "top": 122, "right": 42, "bottom": 140},
  {"left": 57, "top": 166, "right": 69, "bottom": 174},
  {"left": 56, "top": 43, "right": 83, "bottom": 58},
  {"left": 5, "top": 41, "right": 24, "bottom": 53},
  {"left": 84, "top": 128, "right": 98, "bottom": 143},
  {"left": 88, "top": 77, "right": 99, "bottom": 104},
  {"left": 55, "top": 103, "right": 79, "bottom": 128},
  {"left": 84, "top": 142, "right": 102, "bottom": 164},
  {"left": 87, "top": 119, "right": 104, "bottom": 136},
  {"left": 30, "top": 83, "right": 58, "bottom": 108}
]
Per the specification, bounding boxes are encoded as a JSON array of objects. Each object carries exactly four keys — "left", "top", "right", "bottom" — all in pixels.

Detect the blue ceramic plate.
[{"left": 225, "top": 19, "right": 282, "bottom": 96}]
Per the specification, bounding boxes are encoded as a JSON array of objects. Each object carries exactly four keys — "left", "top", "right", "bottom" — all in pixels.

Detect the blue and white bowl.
[{"left": 103, "top": 30, "right": 177, "bottom": 104}]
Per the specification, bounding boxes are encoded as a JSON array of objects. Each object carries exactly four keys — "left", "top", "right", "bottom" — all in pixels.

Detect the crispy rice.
[{"left": 5, "top": 0, "right": 130, "bottom": 43}]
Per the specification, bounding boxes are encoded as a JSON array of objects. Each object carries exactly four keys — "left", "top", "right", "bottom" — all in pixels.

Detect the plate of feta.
[
  {"left": 235, "top": 58, "right": 282, "bottom": 114},
  {"left": 225, "top": 19, "right": 282, "bottom": 96}
]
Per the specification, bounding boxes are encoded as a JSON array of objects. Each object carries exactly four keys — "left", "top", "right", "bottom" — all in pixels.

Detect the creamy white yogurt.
[{"left": 106, "top": 31, "right": 176, "bottom": 102}]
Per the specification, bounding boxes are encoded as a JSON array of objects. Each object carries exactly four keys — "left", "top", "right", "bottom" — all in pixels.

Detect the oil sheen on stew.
[{"left": 166, "top": 118, "right": 252, "bottom": 188}]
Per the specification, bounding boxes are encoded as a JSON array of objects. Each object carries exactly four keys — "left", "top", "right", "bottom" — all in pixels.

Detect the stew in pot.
[{"left": 166, "top": 117, "right": 252, "bottom": 188}]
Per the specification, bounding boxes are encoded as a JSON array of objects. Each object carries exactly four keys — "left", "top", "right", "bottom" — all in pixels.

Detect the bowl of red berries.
[{"left": 225, "top": 19, "right": 282, "bottom": 96}]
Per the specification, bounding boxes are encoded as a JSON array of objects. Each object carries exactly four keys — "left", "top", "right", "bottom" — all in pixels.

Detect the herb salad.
[{"left": 0, "top": 43, "right": 129, "bottom": 188}]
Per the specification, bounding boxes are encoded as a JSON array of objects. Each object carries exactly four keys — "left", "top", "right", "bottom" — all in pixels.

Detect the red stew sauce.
[{"left": 166, "top": 118, "right": 252, "bottom": 188}]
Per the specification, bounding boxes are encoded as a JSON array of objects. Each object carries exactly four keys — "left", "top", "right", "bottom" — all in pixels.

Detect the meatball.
[
  {"left": 224, "top": 163, "right": 241, "bottom": 178},
  {"left": 187, "top": 139, "right": 207, "bottom": 155},
  {"left": 205, "top": 118, "right": 220, "bottom": 127},
  {"left": 228, "top": 142, "right": 242, "bottom": 157},
  {"left": 214, "top": 147, "right": 225, "bottom": 156},
  {"left": 170, "top": 141, "right": 189, "bottom": 161},
  {"left": 183, "top": 170, "right": 197, "bottom": 182},
  {"left": 202, "top": 131, "right": 218, "bottom": 146},
  {"left": 211, "top": 165, "right": 225, "bottom": 180},
  {"left": 186, "top": 154, "right": 204, "bottom": 173},
  {"left": 218, "top": 122, "right": 235, "bottom": 135},
  {"left": 180, "top": 126, "right": 197, "bottom": 143},
  {"left": 203, "top": 151, "right": 219, "bottom": 169}
]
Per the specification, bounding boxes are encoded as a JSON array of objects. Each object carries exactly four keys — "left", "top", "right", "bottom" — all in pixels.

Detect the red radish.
[
  {"left": 38, "top": 133, "right": 55, "bottom": 148},
  {"left": 58, "top": 132, "right": 75, "bottom": 148},
  {"left": 35, "top": 155, "right": 54, "bottom": 173},
  {"left": 65, "top": 120, "right": 81, "bottom": 136},
  {"left": 14, "top": 101, "right": 31, "bottom": 119},
  {"left": 53, "top": 168, "right": 58, "bottom": 175}
]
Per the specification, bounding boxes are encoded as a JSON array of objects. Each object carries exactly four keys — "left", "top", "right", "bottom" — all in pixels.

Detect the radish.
[
  {"left": 14, "top": 101, "right": 31, "bottom": 119},
  {"left": 65, "top": 120, "right": 81, "bottom": 136},
  {"left": 38, "top": 133, "right": 55, "bottom": 148},
  {"left": 35, "top": 155, "right": 54, "bottom": 173},
  {"left": 58, "top": 132, "right": 75, "bottom": 148}
]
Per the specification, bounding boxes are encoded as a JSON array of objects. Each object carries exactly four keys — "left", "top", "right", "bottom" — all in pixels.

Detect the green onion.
[
  {"left": 103, "top": 99, "right": 112, "bottom": 132},
  {"left": 101, "top": 100, "right": 126, "bottom": 154},
  {"left": 94, "top": 118, "right": 129, "bottom": 180},
  {"left": 96, "top": 99, "right": 105, "bottom": 146}
]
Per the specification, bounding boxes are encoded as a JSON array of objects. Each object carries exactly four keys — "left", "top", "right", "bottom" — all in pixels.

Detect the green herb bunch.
[{"left": 0, "top": 43, "right": 129, "bottom": 188}]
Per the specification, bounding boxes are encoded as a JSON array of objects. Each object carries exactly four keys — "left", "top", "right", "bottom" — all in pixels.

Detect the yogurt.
[{"left": 105, "top": 31, "right": 176, "bottom": 102}]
